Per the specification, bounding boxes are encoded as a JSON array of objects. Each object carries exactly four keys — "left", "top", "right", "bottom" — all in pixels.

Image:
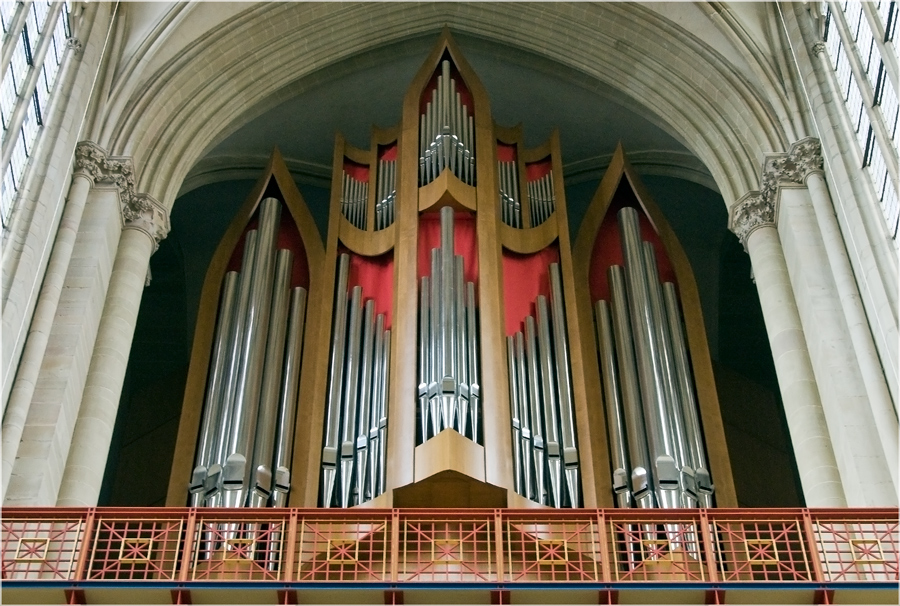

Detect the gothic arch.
[{"left": 99, "top": 3, "right": 791, "bottom": 211}]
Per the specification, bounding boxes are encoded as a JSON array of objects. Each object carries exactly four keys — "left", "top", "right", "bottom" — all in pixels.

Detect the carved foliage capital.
[
  {"left": 74, "top": 142, "right": 135, "bottom": 200},
  {"left": 729, "top": 192, "right": 775, "bottom": 246},
  {"left": 761, "top": 137, "right": 824, "bottom": 200},
  {"left": 65, "top": 37, "right": 83, "bottom": 55},
  {"left": 123, "top": 193, "right": 170, "bottom": 248},
  {"left": 812, "top": 41, "right": 827, "bottom": 56}
]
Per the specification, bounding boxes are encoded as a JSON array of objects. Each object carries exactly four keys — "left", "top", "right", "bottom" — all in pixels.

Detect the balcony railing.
[{"left": 2, "top": 508, "right": 897, "bottom": 601}]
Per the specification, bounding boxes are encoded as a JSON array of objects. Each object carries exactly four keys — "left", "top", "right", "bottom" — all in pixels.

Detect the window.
[
  {"left": 0, "top": 1, "right": 72, "bottom": 227},
  {"left": 823, "top": 1, "right": 900, "bottom": 238}
]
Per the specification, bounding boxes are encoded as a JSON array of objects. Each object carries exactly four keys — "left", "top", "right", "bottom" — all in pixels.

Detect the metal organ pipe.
[
  {"left": 609, "top": 266, "right": 654, "bottom": 507},
  {"left": 190, "top": 271, "right": 239, "bottom": 506},
  {"left": 419, "top": 59, "right": 475, "bottom": 186},
  {"left": 664, "top": 282, "right": 714, "bottom": 507},
  {"left": 506, "top": 262, "right": 581, "bottom": 507},
  {"left": 249, "top": 249, "right": 293, "bottom": 508},
  {"left": 272, "top": 286, "right": 308, "bottom": 507},
  {"left": 417, "top": 206, "right": 480, "bottom": 444},
  {"left": 191, "top": 197, "right": 310, "bottom": 510},
  {"left": 590, "top": 207, "right": 714, "bottom": 510},
  {"left": 321, "top": 254, "right": 393, "bottom": 507},
  {"left": 322, "top": 254, "right": 350, "bottom": 507},
  {"left": 223, "top": 198, "right": 281, "bottom": 508},
  {"left": 595, "top": 300, "right": 631, "bottom": 509}
]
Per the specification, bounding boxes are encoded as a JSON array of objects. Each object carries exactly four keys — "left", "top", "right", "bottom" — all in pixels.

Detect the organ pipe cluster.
[
  {"left": 594, "top": 207, "right": 713, "bottom": 509},
  {"left": 375, "top": 157, "right": 397, "bottom": 230},
  {"left": 419, "top": 60, "right": 475, "bottom": 187},
  {"left": 321, "top": 254, "right": 392, "bottom": 508},
  {"left": 506, "top": 263, "right": 580, "bottom": 508},
  {"left": 527, "top": 172, "right": 556, "bottom": 227},
  {"left": 341, "top": 171, "right": 368, "bottom": 230},
  {"left": 498, "top": 158, "right": 522, "bottom": 228},
  {"left": 189, "top": 197, "right": 308, "bottom": 508},
  {"left": 418, "top": 206, "right": 481, "bottom": 444}
]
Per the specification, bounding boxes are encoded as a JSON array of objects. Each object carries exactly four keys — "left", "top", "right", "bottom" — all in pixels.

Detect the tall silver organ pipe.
[
  {"left": 341, "top": 171, "right": 369, "bottom": 230},
  {"left": 594, "top": 300, "right": 631, "bottom": 509},
  {"left": 417, "top": 206, "right": 480, "bottom": 443},
  {"left": 375, "top": 157, "right": 396, "bottom": 230},
  {"left": 249, "top": 249, "right": 293, "bottom": 508},
  {"left": 499, "top": 158, "right": 521, "bottom": 228},
  {"left": 272, "top": 286, "right": 308, "bottom": 507},
  {"left": 592, "top": 206, "right": 714, "bottom": 509},
  {"left": 419, "top": 59, "right": 475, "bottom": 187},
  {"left": 190, "top": 197, "right": 310, "bottom": 508},
  {"left": 527, "top": 171, "right": 555, "bottom": 227},
  {"left": 222, "top": 198, "right": 281, "bottom": 508},
  {"left": 190, "top": 271, "right": 239, "bottom": 506},
  {"left": 506, "top": 263, "right": 581, "bottom": 507},
  {"left": 321, "top": 253, "right": 392, "bottom": 507}
]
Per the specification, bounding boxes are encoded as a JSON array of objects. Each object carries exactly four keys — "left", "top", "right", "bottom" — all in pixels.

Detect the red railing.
[{"left": 2, "top": 508, "right": 897, "bottom": 586}]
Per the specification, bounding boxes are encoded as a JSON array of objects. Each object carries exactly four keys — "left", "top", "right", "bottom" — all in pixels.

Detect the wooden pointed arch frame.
[
  {"left": 572, "top": 144, "right": 737, "bottom": 507},
  {"left": 166, "top": 149, "right": 326, "bottom": 506}
]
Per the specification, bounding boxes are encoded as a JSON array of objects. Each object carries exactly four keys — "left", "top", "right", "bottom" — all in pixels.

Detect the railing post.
[
  {"left": 802, "top": 508, "right": 826, "bottom": 584},
  {"left": 597, "top": 508, "right": 611, "bottom": 583},
  {"left": 177, "top": 508, "right": 198, "bottom": 583},
  {"left": 494, "top": 509, "right": 504, "bottom": 583},
  {"left": 699, "top": 509, "right": 718, "bottom": 583},
  {"left": 391, "top": 509, "right": 400, "bottom": 583},
  {"left": 282, "top": 508, "right": 298, "bottom": 582},
  {"left": 72, "top": 508, "right": 96, "bottom": 581}
]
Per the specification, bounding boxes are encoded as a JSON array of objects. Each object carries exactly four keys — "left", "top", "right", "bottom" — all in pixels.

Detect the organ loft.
[{"left": 168, "top": 31, "right": 737, "bottom": 512}]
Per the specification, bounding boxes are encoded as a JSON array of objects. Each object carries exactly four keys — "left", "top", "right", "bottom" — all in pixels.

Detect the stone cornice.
[
  {"left": 728, "top": 191, "right": 775, "bottom": 247},
  {"left": 74, "top": 141, "right": 169, "bottom": 248}
]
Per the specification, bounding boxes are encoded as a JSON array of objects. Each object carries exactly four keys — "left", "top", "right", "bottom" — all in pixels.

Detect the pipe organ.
[
  {"left": 417, "top": 207, "right": 481, "bottom": 444},
  {"left": 188, "top": 197, "right": 309, "bottom": 509},
  {"left": 172, "top": 30, "right": 736, "bottom": 512},
  {"left": 593, "top": 208, "right": 713, "bottom": 509}
]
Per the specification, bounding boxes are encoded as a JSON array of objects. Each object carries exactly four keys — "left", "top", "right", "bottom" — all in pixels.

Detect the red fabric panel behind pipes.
[
  {"left": 588, "top": 181, "right": 677, "bottom": 303},
  {"left": 226, "top": 199, "right": 310, "bottom": 289},
  {"left": 526, "top": 157, "right": 552, "bottom": 181},
  {"left": 502, "top": 245, "right": 560, "bottom": 336},
  {"left": 417, "top": 212, "right": 478, "bottom": 283},
  {"left": 342, "top": 248, "right": 395, "bottom": 330}
]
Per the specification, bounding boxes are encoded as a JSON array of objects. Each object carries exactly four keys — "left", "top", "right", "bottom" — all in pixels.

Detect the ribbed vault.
[{"left": 102, "top": 2, "right": 791, "bottom": 210}]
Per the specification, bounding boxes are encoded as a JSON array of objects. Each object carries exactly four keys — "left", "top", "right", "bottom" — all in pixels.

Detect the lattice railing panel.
[
  {"left": 190, "top": 515, "right": 286, "bottom": 581},
  {"left": 505, "top": 514, "right": 601, "bottom": 582},
  {"left": 399, "top": 515, "right": 495, "bottom": 583},
  {"left": 294, "top": 515, "right": 390, "bottom": 582},
  {"left": 87, "top": 517, "right": 183, "bottom": 580},
  {"left": 1, "top": 517, "right": 84, "bottom": 580},
  {"left": 607, "top": 517, "right": 706, "bottom": 582},
  {"left": 813, "top": 516, "right": 900, "bottom": 582},
  {"left": 712, "top": 514, "right": 812, "bottom": 582}
]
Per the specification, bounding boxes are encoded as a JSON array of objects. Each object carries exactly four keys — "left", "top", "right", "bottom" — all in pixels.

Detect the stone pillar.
[
  {"left": 780, "top": 139, "right": 898, "bottom": 487},
  {"left": 729, "top": 193, "right": 846, "bottom": 507},
  {"left": 764, "top": 140, "right": 897, "bottom": 505},
  {"left": 2, "top": 143, "right": 131, "bottom": 500},
  {"left": 57, "top": 194, "right": 169, "bottom": 506}
]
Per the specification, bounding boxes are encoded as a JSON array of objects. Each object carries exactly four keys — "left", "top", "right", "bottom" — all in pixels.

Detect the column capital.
[
  {"left": 728, "top": 191, "right": 775, "bottom": 247},
  {"left": 73, "top": 141, "right": 135, "bottom": 195},
  {"left": 761, "top": 137, "right": 824, "bottom": 198},
  {"left": 123, "top": 193, "right": 170, "bottom": 249},
  {"left": 811, "top": 41, "right": 827, "bottom": 56},
  {"left": 74, "top": 141, "right": 170, "bottom": 248}
]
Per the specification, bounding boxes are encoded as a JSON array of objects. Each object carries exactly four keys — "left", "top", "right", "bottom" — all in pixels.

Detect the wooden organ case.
[{"left": 168, "top": 30, "right": 736, "bottom": 511}]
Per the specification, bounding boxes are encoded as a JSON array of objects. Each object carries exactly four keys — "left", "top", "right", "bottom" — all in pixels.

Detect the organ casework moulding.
[{"left": 168, "top": 31, "right": 737, "bottom": 510}]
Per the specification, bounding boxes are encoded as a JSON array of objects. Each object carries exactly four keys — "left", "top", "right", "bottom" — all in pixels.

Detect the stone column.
[
  {"left": 729, "top": 193, "right": 846, "bottom": 507},
  {"left": 2, "top": 143, "right": 133, "bottom": 500},
  {"left": 773, "top": 138, "right": 898, "bottom": 488},
  {"left": 56, "top": 194, "right": 169, "bottom": 507}
]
